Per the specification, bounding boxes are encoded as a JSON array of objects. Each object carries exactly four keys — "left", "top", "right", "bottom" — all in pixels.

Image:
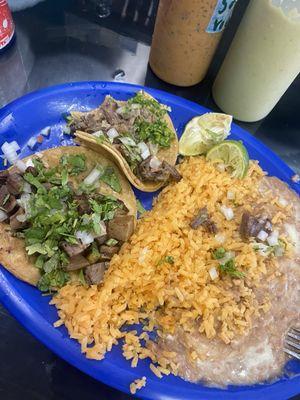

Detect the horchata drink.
[
  {"left": 149, "top": 0, "right": 238, "bottom": 87},
  {"left": 212, "top": 0, "right": 300, "bottom": 122}
]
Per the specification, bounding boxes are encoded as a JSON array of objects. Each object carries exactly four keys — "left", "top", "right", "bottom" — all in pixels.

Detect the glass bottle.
[
  {"left": 149, "top": 0, "right": 238, "bottom": 87},
  {"left": 212, "top": 0, "right": 300, "bottom": 122}
]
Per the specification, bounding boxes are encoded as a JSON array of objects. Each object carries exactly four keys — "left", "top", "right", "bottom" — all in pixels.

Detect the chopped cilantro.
[
  {"left": 158, "top": 255, "right": 175, "bottom": 265},
  {"left": 24, "top": 172, "right": 45, "bottom": 190},
  {"left": 78, "top": 269, "right": 86, "bottom": 286},
  {"left": 95, "top": 134, "right": 109, "bottom": 145},
  {"left": 2, "top": 193, "right": 10, "bottom": 205},
  {"left": 37, "top": 269, "right": 69, "bottom": 291},
  {"left": 219, "top": 259, "right": 245, "bottom": 279},
  {"left": 106, "top": 238, "right": 118, "bottom": 246},
  {"left": 89, "top": 196, "right": 122, "bottom": 221},
  {"left": 60, "top": 154, "right": 86, "bottom": 175},
  {"left": 86, "top": 243, "right": 101, "bottom": 264},
  {"left": 134, "top": 119, "right": 173, "bottom": 148},
  {"left": 213, "top": 247, "right": 226, "bottom": 260},
  {"left": 128, "top": 92, "right": 168, "bottom": 118},
  {"left": 137, "top": 199, "right": 146, "bottom": 216},
  {"left": 100, "top": 166, "right": 121, "bottom": 193}
]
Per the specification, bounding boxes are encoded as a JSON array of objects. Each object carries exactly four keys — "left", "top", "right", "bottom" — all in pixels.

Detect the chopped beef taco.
[
  {"left": 0, "top": 145, "right": 137, "bottom": 291},
  {"left": 68, "top": 91, "right": 181, "bottom": 192}
]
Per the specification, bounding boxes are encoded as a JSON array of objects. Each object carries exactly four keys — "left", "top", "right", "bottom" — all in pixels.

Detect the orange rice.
[{"left": 51, "top": 156, "right": 289, "bottom": 375}]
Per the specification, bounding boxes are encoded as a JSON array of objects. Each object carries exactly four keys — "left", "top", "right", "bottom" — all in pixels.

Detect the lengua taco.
[
  {"left": 0, "top": 145, "right": 137, "bottom": 291},
  {"left": 67, "top": 91, "right": 181, "bottom": 192}
]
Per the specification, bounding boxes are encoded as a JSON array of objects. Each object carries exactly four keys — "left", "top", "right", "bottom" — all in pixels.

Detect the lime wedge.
[
  {"left": 179, "top": 113, "right": 232, "bottom": 156},
  {"left": 206, "top": 140, "right": 249, "bottom": 179}
]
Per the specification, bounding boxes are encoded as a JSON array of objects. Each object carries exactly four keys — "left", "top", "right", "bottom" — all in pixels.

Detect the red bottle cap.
[{"left": 0, "top": 0, "right": 15, "bottom": 50}]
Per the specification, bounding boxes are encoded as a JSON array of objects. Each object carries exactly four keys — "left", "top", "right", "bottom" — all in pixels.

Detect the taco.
[
  {"left": 0, "top": 145, "right": 137, "bottom": 291},
  {"left": 67, "top": 91, "right": 181, "bottom": 192}
]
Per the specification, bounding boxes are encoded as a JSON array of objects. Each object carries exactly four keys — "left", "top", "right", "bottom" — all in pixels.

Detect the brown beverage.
[{"left": 149, "top": 0, "right": 237, "bottom": 87}]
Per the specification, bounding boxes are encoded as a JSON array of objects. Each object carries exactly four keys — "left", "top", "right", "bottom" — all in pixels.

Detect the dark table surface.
[{"left": 0, "top": 1, "right": 299, "bottom": 399}]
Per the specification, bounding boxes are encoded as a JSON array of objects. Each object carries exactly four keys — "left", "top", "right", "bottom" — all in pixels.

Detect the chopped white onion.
[
  {"left": 278, "top": 197, "right": 288, "bottom": 207},
  {"left": 220, "top": 205, "right": 234, "bottom": 221},
  {"left": 10, "top": 141, "right": 20, "bottom": 152},
  {"left": 99, "top": 221, "right": 107, "bottom": 235},
  {"left": 149, "top": 156, "right": 162, "bottom": 170},
  {"left": 149, "top": 143, "right": 158, "bottom": 156},
  {"left": 16, "top": 213, "right": 27, "bottom": 222},
  {"left": 209, "top": 267, "right": 218, "bottom": 281},
  {"left": 75, "top": 230, "right": 94, "bottom": 245},
  {"left": 137, "top": 142, "right": 150, "bottom": 160},
  {"left": 252, "top": 242, "right": 270, "bottom": 257},
  {"left": 0, "top": 210, "right": 8, "bottom": 222},
  {"left": 84, "top": 167, "right": 102, "bottom": 186},
  {"left": 92, "top": 130, "right": 104, "bottom": 138},
  {"left": 274, "top": 245, "right": 284, "bottom": 257},
  {"left": 40, "top": 127, "right": 51, "bottom": 136},
  {"left": 107, "top": 128, "right": 119, "bottom": 142},
  {"left": 215, "top": 233, "right": 225, "bottom": 244},
  {"left": 292, "top": 174, "right": 300, "bottom": 183},
  {"left": 116, "top": 106, "right": 127, "bottom": 115},
  {"left": 267, "top": 230, "right": 279, "bottom": 246},
  {"left": 227, "top": 190, "right": 235, "bottom": 200},
  {"left": 15, "top": 160, "right": 27, "bottom": 173},
  {"left": 257, "top": 230, "right": 269, "bottom": 241},
  {"left": 25, "top": 158, "right": 34, "bottom": 168},
  {"left": 265, "top": 220, "right": 272, "bottom": 231},
  {"left": 17, "top": 193, "right": 31, "bottom": 216},
  {"left": 138, "top": 247, "right": 149, "bottom": 264},
  {"left": 119, "top": 136, "right": 136, "bottom": 147},
  {"left": 23, "top": 182, "right": 32, "bottom": 193},
  {"left": 35, "top": 152, "right": 43, "bottom": 158},
  {"left": 1, "top": 141, "right": 20, "bottom": 165},
  {"left": 27, "top": 137, "right": 37, "bottom": 149}
]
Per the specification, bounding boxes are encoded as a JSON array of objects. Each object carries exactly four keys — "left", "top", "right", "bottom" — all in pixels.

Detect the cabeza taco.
[
  {"left": 68, "top": 91, "right": 181, "bottom": 192},
  {"left": 0, "top": 145, "right": 137, "bottom": 291}
]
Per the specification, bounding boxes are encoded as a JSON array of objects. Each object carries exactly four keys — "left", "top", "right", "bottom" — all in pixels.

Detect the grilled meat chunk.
[
  {"left": 240, "top": 212, "right": 272, "bottom": 239},
  {"left": 0, "top": 185, "right": 17, "bottom": 214},
  {"left": 190, "top": 207, "right": 217, "bottom": 234},
  {"left": 61, "top": 241, "right": 89, "bottom": 257},
  {"left": 9, "top": 208, "right": 27, "bottom": 231},
  {"left": 95, "top": 234, "right": 108, "bottom": 246},
  {"left": 65, "top": 254, "right": 90, "bottom": 271},
  {"left": 84, "top": 262, "right": 109, "bottom": 285},
  {"left": 0, "top": 170, "right": 9, "bottom": 185},
  {"left": 99, "top": 244, "right": 120, "bottom": 260},
  {"left": 107, "top": 214, "right": 135, "bottom": 242},
  {"left": 6, "top": 173, "right": 24, "bottom": 195}
]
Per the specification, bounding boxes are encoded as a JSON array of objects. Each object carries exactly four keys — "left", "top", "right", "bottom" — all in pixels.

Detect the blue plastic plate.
[{"left": 0, "top": 82, "right": 299, "bottom": 400}]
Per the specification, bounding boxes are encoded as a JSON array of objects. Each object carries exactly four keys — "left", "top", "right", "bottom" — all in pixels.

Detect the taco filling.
[
  {"left": 68, "top": 92, "right": 181, "bottom": 183},
  {"left": 0, "top": 151, "right": 135, "bottom": 291}
]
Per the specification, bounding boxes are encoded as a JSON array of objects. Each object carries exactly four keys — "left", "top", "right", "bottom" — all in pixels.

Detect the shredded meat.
[
  {"left": 190, "top": 207, "right": 217, "bottom": 234},
  {"left": 137, "top": 156, "right": 182, "bottom": 183}
]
